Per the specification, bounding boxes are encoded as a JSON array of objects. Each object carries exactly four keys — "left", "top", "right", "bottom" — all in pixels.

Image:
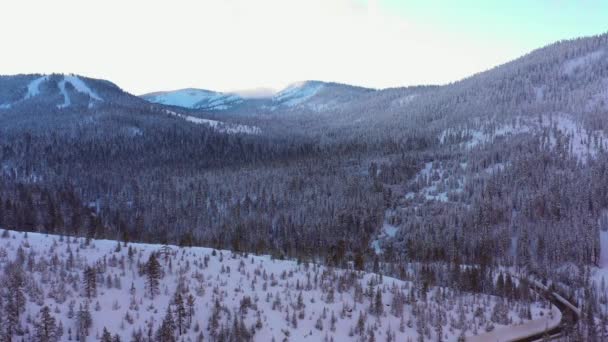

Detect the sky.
[{"left": 1, "top": 0, "right": 607, "bottom": 94}]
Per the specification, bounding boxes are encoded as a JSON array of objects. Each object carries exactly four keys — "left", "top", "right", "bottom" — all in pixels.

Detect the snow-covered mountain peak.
[
  {"left": 142, "top": 88, "right": 243, "bottom": 110},
  {"left": 273, "top": 80, "right": 325, "bottom": 107}
]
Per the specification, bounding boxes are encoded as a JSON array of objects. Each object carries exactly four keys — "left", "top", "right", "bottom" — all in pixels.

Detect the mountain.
[
  {"left": 0, "top": 73, "right": 134, "bottom": 110},
  {"left": 140, "top": 80, "right": 375, "bottom": 114},
  {"left": 141, "top": 88, "right": 244, "bottom": 111},
  {"left": 269, "top": 80, "right": 375, "bottom": 112},
  {"left": 0, "top": 73, "right": 260, "bottom": 135}
]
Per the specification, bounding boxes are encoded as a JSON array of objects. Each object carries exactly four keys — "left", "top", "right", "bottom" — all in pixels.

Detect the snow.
[
  {"left": 591, "top": 229, "right": 608, "bottom": 289},
  {"left": 273, "top": 81, "right": 324, "bottom": 107},
  {"left": 391, "top": 94, "right": 418, "bottom": 107},
  {"left": 0, "top": 229, "right": 552, "bottom": 342},
  {"left": 52, "top": 75, "right": 102, "bottom": 109},
  {"left": 440, "top": 114, "right": 607, "bottom": 162},
  {"left": 25, "top": 76, "right": 49, "bottom": 99},
  {"left": 164, "top": 110, "right": 261, "bottom": 134},
  {"left": 563, "top": 49, "right": 605, "bottom": 75},
  {"left": 404, "top": 162, "right": 463, "bottom": 203},
  {"left": 57, "top": 79, "right": 71, "bottom": 109},
  {"left": 145, "top": 89, "right": 243, "bottom": 110},
  {"left": 600, "top": 230, "right": 608, "bottom": 269},
  {"left": 544, "top": 113, "right": 607, "bottom": 159},
  {"left": 467, "top": 304, "right": 561, "bottom": 342},
  {"left": 438, "top": 124, "right": 525, "bottom": 147},
  {"left": 465, "top": 124, "right": 532, "bottom": 149},
  {"left": 371, "top": 219, "right": 399, "bottom": 254},
  {"left": 63, "top": 75, "right": 102, "bottom": 101}
]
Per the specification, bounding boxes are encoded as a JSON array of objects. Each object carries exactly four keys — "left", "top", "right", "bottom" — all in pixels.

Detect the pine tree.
[
  {"left": 35, "top": 306, "right": 57, "bottom": 342},
  {"left": 4, "top": 261, "right": 26, "bottom": 337},
  {"left": 357, "top": 311, "right": 366, "bottom": 336},
  {"left": 174, "top": 293, "right": 186, "bottom": 335},
  {"left": 186, "top": 294, "right": 196, "bottom": 326},
  {"left": 101, "top": 328, "right": 113, "bottom": 342},
  {"left": 83, "top": 266, "right": 97, "bottom": 298},
  {"left": 76, "top": 302, "right": 92, "bottom": 340},
  {"left": 146, "top": 253, "right": 161, "bottom": 298},
  {"left": 435, "top": 308, "right": 444, "bottom": 342},
  {"left": 374, "top": 288, "right": 384, "bottom": 316},
  {"left": 326, "top": 286, "right": 335, "bottom": 303},
  {"left": 157, "top": 306, "right": 176, "bottom": 342}
]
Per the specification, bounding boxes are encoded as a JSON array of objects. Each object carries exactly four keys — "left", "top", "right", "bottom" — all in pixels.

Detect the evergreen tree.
[
  {"left": 35, "top": 306, "right": 57, "bottom": 342},
  {"left": 156, "top": 306, "right": 176, "bottom": 342},
  {"left": 146, "top": 253, "right": 161, "bottom": 299},
  {"left": 83, "top": 266, "right": 97, "bottom": 298},
  {"left": 101, "top": 328, "right": 113, "bottom": 342},
  {"left": 174, "top": 293, "right": 186, "bottom": 335}
]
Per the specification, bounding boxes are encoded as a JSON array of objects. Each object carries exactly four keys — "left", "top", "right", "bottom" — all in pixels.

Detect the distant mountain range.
[
  {"left": 0, "top": 73, "right": 261, "bottom": 135},
  {"left": 140, "top": 80, "right": 376, "bottom": 113},
  {"left": 1, "top": 32, "right": 607, "bottom": 136}
]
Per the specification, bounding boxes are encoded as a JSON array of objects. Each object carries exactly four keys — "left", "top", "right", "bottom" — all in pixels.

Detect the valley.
[{"left": 0, "top": 32, "right": 607, "bottom": 341}]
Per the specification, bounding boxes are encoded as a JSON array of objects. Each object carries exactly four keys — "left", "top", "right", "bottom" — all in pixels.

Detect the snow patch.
[
  {"left": 405, "top": 162, "right": 463, "bottom": 203},
  {"left": 392, "top": 94, "right": 418, "bottom": 107},
  {"left": 542, "top": 114, "right": 607, "bottom": 160},
  {"left": 55, "top": 75, "right": 102, "bottom": 109},
  {"left": 164, "top": 110, "right": 261, "bottom": 134},
  {"left": 63, "top": 75, "right": 102, "bottom": 101},
  {"left": 563, "top": 49, "right": 605, "bottom": 75},
  {"left": 57, "top": 79, "right": 71, "bottom": 109},
  {"left": 25, "top": 76, "right": 49, "bottom": 99}
]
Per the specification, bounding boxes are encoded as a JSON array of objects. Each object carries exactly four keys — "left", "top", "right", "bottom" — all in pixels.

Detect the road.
[
  {"left": 466, "top": 276, "right": 579, "bottom": 342},
  {"left": 513, "top": 280, "right": 579, "bottom": 342}
]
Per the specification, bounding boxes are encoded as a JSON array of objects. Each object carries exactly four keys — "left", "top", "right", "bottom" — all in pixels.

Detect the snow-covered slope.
[
  {"left": 272, "top": 81, "right": 325, "bottom": 107},
  {"left": 268, "top": 81, "right": 374, "bottom": 112},
  {"left": 0, "top": 74, "right": 104, "bottom": 109},
  {"left": 164, "top": 110, "right": 261, "bottom": 134},
  {"left": 142, "top": 89, "right": 243, "bottom": 111},
  {"left": 24, "top": 75, "right": 49, "bottom": 99},
  {"left": 141, "top": 81, "right": 375, "bottom": 114},
  {"left": 0, "top": 229, "right": 552, "bottom": 342}
]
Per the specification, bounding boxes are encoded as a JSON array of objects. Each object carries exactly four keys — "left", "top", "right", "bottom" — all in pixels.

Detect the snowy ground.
[
  {"left": 164, "top": 110, "right": 261, "bottom": 135},
  {"left": 0, "top": 229, "right": 553, "bottom": 341},
  {"left": 467, "top": 304, "right": 561, "bottom": 342}
]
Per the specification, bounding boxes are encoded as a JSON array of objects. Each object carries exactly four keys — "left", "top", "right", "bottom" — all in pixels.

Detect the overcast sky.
[{"left": 1, "top": 0, "right": 606, "bottom": 94}]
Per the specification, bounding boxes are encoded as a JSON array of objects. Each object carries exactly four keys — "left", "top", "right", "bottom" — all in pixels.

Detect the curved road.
[
  {"left": 466, "top": 277, "right": 580, "bottom": 342},
  {"left": 513, "top": 281, "right": 579, "bottom": 342}
]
